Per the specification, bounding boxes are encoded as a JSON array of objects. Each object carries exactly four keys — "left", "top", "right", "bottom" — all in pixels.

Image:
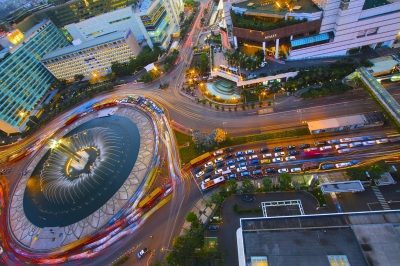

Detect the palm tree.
[
  {"left": 254, "top": 84, "right": 264, "bottom": 102},
  {"left": 241, "top": 88, "right": 249, "bottom": 103}
]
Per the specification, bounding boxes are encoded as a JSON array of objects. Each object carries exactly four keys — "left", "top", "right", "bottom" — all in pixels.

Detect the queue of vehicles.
[{"left": 195, "top": 134, "right": 399, "bottom": 191}]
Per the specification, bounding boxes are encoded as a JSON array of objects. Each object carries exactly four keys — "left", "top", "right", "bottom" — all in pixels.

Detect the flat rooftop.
[
  {"left": 308, "top": 114, "right": 365, "bottom": 131},
  {"left": 233, "top": 0, "right": 321, "bottom": 17},
  {"left": 320, "top": 181, "right": 365, "bottom": 194},
  {"left": 41, "top": 30, "right": 127, "bottom": 61}
]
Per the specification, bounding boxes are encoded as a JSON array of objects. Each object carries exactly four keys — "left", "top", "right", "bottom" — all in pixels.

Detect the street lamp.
[{"left": 223, "top": 121, "right": 227, "bottom": 135}]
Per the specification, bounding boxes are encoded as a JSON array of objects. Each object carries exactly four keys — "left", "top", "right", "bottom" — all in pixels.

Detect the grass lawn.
[
  {"left": 308, "top": 187, "right": 327, "bottom": 207},
  {"left": 204, "top": 237, "right": 218, "bottom": 251}
]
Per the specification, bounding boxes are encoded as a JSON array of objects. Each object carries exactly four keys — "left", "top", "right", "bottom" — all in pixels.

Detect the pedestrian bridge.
[{"left": 343, "top": 67, "right": 400, "bottom": 126}]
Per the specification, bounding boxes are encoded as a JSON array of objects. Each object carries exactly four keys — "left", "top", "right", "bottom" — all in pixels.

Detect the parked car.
[
  {"left": 204, "top": 161, "right": 213, "bottom": 168},
  {"left": 241, "top": 171, "right": 250, "bottom": 177},
  {"left": 228, "top": 173, "right": 236, "bottom": 179},
  {"left": 225, "top": 153, "right": 233, "bottom": 159},
  {"left": 205, "top": 167, "right": 214, "bottom": 173},
  {"left": 278, "top": 168, "right": 289, "bottom": 173},
  {"left": 252, "top": 169, "right": 262, "bottom": 175},
  {"left": 137, "top": 247, "right": 149, "bottom": 259},
  {"left": 249, "top": 155, "right": 258, "bottom": 160},
  {"left": 274, "top": 152, "right": 285, "bottom": 157},
  {"left": 272, "top": 158, "right": 283, "bottom": 163},
  {"left": 213, "top": 149, "right": 223, "bottom": 156},
  {"left": 285, "top": 156, "right": 296, "bottom": 161},
  {"left": 214, "top": 157, "right": 223, "bottom": 163},
  {"left": 225, "top": 147, "right": 235, "bottom": 152},
  {"left": 235, "top": 151, "right": 245, "bottom": 157},
  {"left": 226, "top": 160, "right": 235, "bottom": 166},
  {"left": 237, "top": 166, "right": 247, "bottom": 172},
  {"left": 195, "top": 171, "right": 204, "bottom": 178},
  {"left": 208, "top": 225, "right": 219, "bottom": 231},
  {"left": 215, "top": 169, "right": 223, "bottom": 174},
  {"left": 299, "top": 144, "right": 311, "bottom": 149},
  {"left": 193, "top": 166, "right": 203, "bottom": 173},
  {"left": 262, "top": 153, "right": 273, "bottom": 158},
  {"left": 328, "top": 139, "right": 340, "bottom": 144},
  {"left": 265, "top": 168, "right": 276, "bottom": 173},
  {"left": 238, "top": 162, "right": 247, "bottom": 167},
  {"left": 376, "top": 138, "right": 389, "bottom": 144},
  {"left": 314, "top": 141, "right": 327, "bottom": 147},
  {"left": 290, "top": 168, "right": 301, "bottom": 173},
  {"left": 245, "top": 150, "right": 255, "bottom": 154},
  {"left": 289, "top": 150, "right": 300, "bottom": 156},
  {"left": 259, "top": 147, "right": 269, "bottom": 153},
  {"left": 243, "top": 196, "right": 256, "bottom": 202},
  {"left": 339, "top": 138, "right": 352, "bottom": 143},
  {"left": 250, "top": 159, "right": 259, "bottom": 165},
  {"left": 362, "top": 141, "right": 376, "bottom": 146},
  {"left": 216, "top": 162, "right": 225, "bottom": 168},
  {"left": 321, "top": 164, "right": 335, "bottom": 170},
  {"left": 287, "top": 145, "right": 296, "bottom": 150},
  {"left": 237, "top": 157, "right": 246, "bottom": 162},
  {"left": 253, "top": 164, "right": 262, "bottom": 169},
  {"left": 273, "top": 147, "right": 283, "bottom": 152}
]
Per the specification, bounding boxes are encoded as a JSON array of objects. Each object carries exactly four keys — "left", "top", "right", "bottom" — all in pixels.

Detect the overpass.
[{"left": 343, "top": 67, "right": 400, "bottom": 127}]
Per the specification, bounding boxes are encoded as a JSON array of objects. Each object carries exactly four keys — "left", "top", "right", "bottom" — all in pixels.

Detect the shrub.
[{"left": 241, "top": 104, "right": 246, "bottom": 110}]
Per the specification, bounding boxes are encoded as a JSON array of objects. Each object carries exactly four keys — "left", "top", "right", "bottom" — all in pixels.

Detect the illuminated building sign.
[{"left": 7, "top": 30, "right": 24, "bottom": 45}]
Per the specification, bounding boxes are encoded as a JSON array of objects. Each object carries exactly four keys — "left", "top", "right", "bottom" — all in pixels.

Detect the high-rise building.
[
  {"left": 41, "top": 29, "right": 142, "bottom": 81},
  {"left": 0, "top": 19, "right": 70, "bottom": 133}
]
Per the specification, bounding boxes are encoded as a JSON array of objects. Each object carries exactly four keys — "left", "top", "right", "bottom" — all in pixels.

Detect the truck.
[{"left": 301, "top": 162, "right": 319, "bottom": 171}]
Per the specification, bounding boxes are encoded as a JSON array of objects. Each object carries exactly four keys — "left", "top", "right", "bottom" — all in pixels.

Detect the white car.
[
  {"left": 215, "top": 169, "right": 223, "bottom": 174},
  {"left": 274, "top": 152, "right": 285, "bottom": 157},
  {"left": 304, "top": 148, "right": 318, "bottom": 152},
  {"left": 338, "top": 148, "right": 350, "bottom": 154},
  {"left": 262, "top": 154, "right": 272, "bottom": 158},
  {"left": 237, "top": 166, "right": 247, "bottom": 172},
  {"left": 195, "top": 171, "right": 204, "bottom": 178},
  {"left": 290, "top": 168, "right": 301, "bottom": 173},
  {"left": 213, "top": 149, "right": 223, "bottom": 156},
  {"left": 376, "top": 138, "right": 389, "bottom": 144},
  {"left": 362, "top": 141, "right": 376, "bottom": 146},
  {"left": 229, "top": 165, "right": 236, "bottom": 170},
  {"left": 245, "top": 150, "right": 255, "bottom": 154},
  {"left": 214, "top": 157, "right": 223, "bottom": 163},
  {"left": 272, "top": 158, "right": 283, "bottom": 163},
  {"left": 335, "top": 162, "right": 350, "bottom": 168},
  {"left": 249, "top": 155, "right": 258, "bottom": 160},
  {"left": 260, "top": 61, "right": 267, "bottom": 67},
  {"left": 285, "top": 156, "right": 297, "bottom": 161},
  {"left": 278, "top": 168, "right": 289, "bottom": 173},
  {"left": 204, "top": 161, "right": 213, "bottom": 168},
  {"left": 339, "top": 138, "right": 352, "bottom": 143}
]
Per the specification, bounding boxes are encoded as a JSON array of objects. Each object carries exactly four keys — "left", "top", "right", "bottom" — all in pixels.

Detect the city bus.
[
  {"left": 138, "top": 188, "right": 162, "bottom": 209},
  {"left": 201, "top": 176, "right": 226, "bottom": 191}
]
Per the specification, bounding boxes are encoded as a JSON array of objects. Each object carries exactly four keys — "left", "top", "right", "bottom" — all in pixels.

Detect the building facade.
[
  {"left": 41, "top": 30, "right": 142, "bottom": 81},
  {"left": 0, "top": 20, "right": 69, "bottom": 133},
  {"left": 64, "top": 0, "right": 183, "bottom": 49},
  {"left": 224, "top": 0, "right": 400, "bottom": 60}
]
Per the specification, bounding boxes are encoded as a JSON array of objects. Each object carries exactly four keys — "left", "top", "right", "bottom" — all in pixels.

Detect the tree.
[
  {"left": 227, "top": 179, "right": 238, "bottom": 193},
  {"left": 346, "top": 167, "right": 368, "bottom": 181},
  {"left": 242, "top": 179, "right": 255, "bottom": 193},
  {"left": 254, "top": 49, "right": 265, "bottom": 61},
  {"left": 262, "top": 178, "right": 272, "bottom": 190},
  {"left": 192, "top": 131, "right": 205, "bottom": 147},
  {"left": 186, "top": 212, "right": 198, "bottom": 223},
  {"left": 368, "top": 163, "right": 388, "bottom": 180},
  {"left": 292, "top": 181, "right": 301, "bottom": 191},
  {"left": 254, "top": 84, "right": 264, "bottom": 102},
  {"left": 74, "top": 74, "right": 85, "bottom": 82},
  {"left": 51, "top": 78, "right": 67, "bottom": 89},
  {"left": 241, "top": 88, "right": 249, "bottom": 103},
  {"left": 278, "top": 173, "right": 292, "bottom": 189},
  {"left": 199, "top": 53, "right": 209, "bottom": 72},
  {"left": 212, "top": 128, "right": 226, "bottom": 143},
  {"left": 201, "top": 198, "right": 213, "bottom": 208},
  {"left": 210, "top": 192, "right": 224, "bottom": 206}
]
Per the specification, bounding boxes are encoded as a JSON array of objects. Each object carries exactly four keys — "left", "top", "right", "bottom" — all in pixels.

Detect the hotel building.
[
  {"left": 41, "top": 29, "right": 142, "bottom": 81},
  {"left": 0, "top": 20, "right": 69, "bottom": 133},
  {"left": 223, "top": 0, "right": 400, "bottom": 59}
]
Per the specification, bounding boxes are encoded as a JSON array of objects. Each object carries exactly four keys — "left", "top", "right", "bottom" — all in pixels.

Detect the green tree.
[
  {"left": 346, "top": 167, "right": 368, "bottom": 181},
  {"left": 227, "top": 179, "right": 238, "bottom": 193},
  {"left": 51, "top": 78, "right": 67, "bottom": 89},
  {"left": 262, "top": 178, "right": 272, "bottom": 190},
  {"left": 292, "top": 181, "right": 301, "bottom": 191},
  {"left": 254, "top": 84, "right": 264, "bottom": 102},
  {"left": 186, "top": 212, "right": 198, "bottom": 223},
  {"left": 74, "top": 74, "right": 85, "bottom": 82},
  {"left": 278, "top": 173, "right": 292, "bottom": 189},
  {"left": 210, "top": 192, "right": 224, "bottom": 206},
  {"left": 254, "top": 49, "right": 265, "bottom": 61},
  {"left": 199, "top": 53, "right": 209, "bottom": 72},
  {"left": 368, "top": 163, "right": 388, "bottom": 180},
  {"left": 241, "top": 88, "right": 249, "bottom": 103},
  {"left": 201, "top": 198, "right": 213, "bottom": 208},
  {"left": 242, "top": 179, "right": 255, "bottom": 193}
]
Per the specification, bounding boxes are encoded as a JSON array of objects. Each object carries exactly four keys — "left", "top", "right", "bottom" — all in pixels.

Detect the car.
[
  {"left": 238, "top": 162, "right": 247, "bottom": 167},
  {"left": 228, "top": 173, "right": 236, "bottom": 179},
  {"left": 376, "top": 138, "right": 389, "bottom": 144},
  {"left": 216, "top": 162, "right": 225, "bottom": 168},
  {"left": 241, "top": 171, "right": 250, "bottom": 177},
  {"left": 229, "top": 165, "right": 236, "bottom": 170},
  {"left": 285, "top": 156, "right": 296, "bottom": 161},
  {"left": 212, "top": 174, "right": 220, "bottom": 180},
  {"left": 339, "top": 138, "right": 352, "bottom": 143},
  {"left": 237, "top": 166, "right": 247, "bottom": 172},
  {"left": 272, "top": 158, "right": 283, "bottom": 163},
  {"left": 195, "top": 171, "right": 204, "bottom": 178},
  {"left": 253, "top": 164, "right": 262, "bottom": 169},
  {"left": 278, "top": 168, "right": 289, "bottom": 173},
  {"left": 338, "top": 148, "right": 350, "bottom": 154},
  {"left": 265, "top": 168, "right": 276, "bottom": 173},
  {"left": 235, "top": 151, "right": 245, "bottom": 157},
  {"left": 299, "top": 144, "right": 311, "bottom": 149},
  {"left": 204, "top": 161, "right": 213, "bottom": 168},
  {"left": 218, "top": 47, "right": 222, "bottom": 52},
  {"left": 259, "top": 147, "right": 269, "bottom": 153},
  {"left": 208, "top": 225, "right": 219, "bottom": 231},
  {"left": 243, "top": 196, "right": 256, "bottom": 202},
  {"left": 237, "top": 157, "right": 246, "bottom": 162},
  {"left": 314, "top": 141, "right": 328, "bottom": 146},
  {"left": 274, "top": 152, "right": 285, "bottom": 157},
  {"left": 214, "top": 157, "right": 223, "bottom": 163},
  {"left": 203, "top": 173, "right": 211, "bottom": 180},
  {"left": 225, "top": 153, "right": 233, "bottom": 159},
  {"left": 335, "top": 162, "right": 350, "bottom": 168},
  {"left": 362, "top": 141, "right": 376, "bottom": 146},
  {"left": 193, "top": 166, "right": 203, "bottom": 173},
  {"left": 250, "top": 159, "right": 259, "bottom": 165},
  {"left": 319, "top": 146, "right": 333, "bottom": 151},
  {"left": 260, "top": 61, "right": 267, "bottom": 67},
  {"left": 252, "top": 169, "right": 262, "bottom": 175},
  {"left": 213, "top": 149, "right": 223, "bottom": 156},
  {"left": 226, "top": 160, "right": 235, "bottom": 166},
  {"left": 290, "top": 168, "right": 301, "bottom": 173},
  {"left": 289, "top": 150, "right": 300, "bottom": 156},
  {"left": 205, "top": 167, "right": 214, "bottom": 173},
  {"left": 328, "top": 139, "right": 340, "bottom": 144},
  {"left": 321, "top": 164, "right": 335, "bottom": 170},
  {"left": 137, "top": 247, "right": 149, "bottom": 259},
  {"left": 225, "top": 147, "right": 235, "bottom": 152},
  {"left": 335, "top": 144, "right": 349, "bottom": 149},
  {"left": 273, "top": 147, "right": 283, "bottom": 152},
  {"left": 304, "top": 147, "right": 318, "bottom": 152},
  {"left": 215, "top": 169, "right": 223, "bottom": 175},
  {"left": 349, "top": 142, "right": 362, "bottom": 148},
  {"left": 287, "top": 145, "right": 296, "bottom": 150},
  {"left": 249, "top": 155, "right": 258, "bottom": 160},
  {"left": 245, "top": 150, "right": 255, "bottom": 154},
  {"left": 262, "top": 154, "right": 273, "bottom": 158}
]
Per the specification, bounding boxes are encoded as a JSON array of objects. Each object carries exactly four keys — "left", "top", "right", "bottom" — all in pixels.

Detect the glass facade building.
[{"left": 0, "top": 20, "right": 69, "bottom": 133}]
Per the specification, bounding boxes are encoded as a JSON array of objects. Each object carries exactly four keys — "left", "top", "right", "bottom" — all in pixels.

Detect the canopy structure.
[{"left": 291, "top": 32, "right": 330, "bottom": 48}]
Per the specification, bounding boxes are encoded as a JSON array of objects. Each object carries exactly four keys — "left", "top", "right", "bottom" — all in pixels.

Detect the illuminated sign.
[
  {"left": 264, "top": 34, "right": 277, "bottom": 40},
  {"left": 7, "top": 29, "right": 24, "bottom": 45}
]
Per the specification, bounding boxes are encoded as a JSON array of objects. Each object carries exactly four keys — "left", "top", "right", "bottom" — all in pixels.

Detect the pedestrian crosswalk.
[{"left": 371, "top": 186, "right": 390, "bottom": 210}]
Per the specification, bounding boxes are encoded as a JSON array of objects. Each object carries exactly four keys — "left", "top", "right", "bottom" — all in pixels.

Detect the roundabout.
[{"left": 8, "top": 107, "right": 157, "bottom": 250}]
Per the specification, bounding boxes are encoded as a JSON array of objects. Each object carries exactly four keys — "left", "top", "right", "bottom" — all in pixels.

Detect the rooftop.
[
  {"left": 41, "top": 31, "right": 127, "bottom": 61},
  {"left": 363, "top": 0, "right": 392, "bottom": 10},
  {"left": 320, "top": 181, "right": 365, "bottom": 194},
  {"left": 233, "top": 0, "right": 321, "bottom": 17}
]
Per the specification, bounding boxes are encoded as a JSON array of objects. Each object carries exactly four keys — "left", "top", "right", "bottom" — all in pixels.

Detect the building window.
[
  {"left": 340, "top": 0, "right": 350, "bottom": 10},
  {"left": 357, "top": 30, "right": 366, "bottom": 38},
  {"left": 367, "top": 27, "right": 378, "bottom": 35}
]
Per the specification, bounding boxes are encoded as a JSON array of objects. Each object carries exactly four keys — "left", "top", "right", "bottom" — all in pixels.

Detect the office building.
[
  {"left": 64, "top": 0, "right": 183, "bottom": 49},
  {"left": 41, "top": 30, "right": 142, "bottom": 81},
  {"left": 0, "top": 19, "right": 70, "bottom": 133},
  {"left": 223, "top": 0, "right": 400, "bottom": 60}
]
